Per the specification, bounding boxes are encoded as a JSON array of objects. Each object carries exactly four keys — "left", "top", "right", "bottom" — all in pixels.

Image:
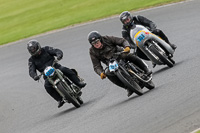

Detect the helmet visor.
[
  {"left": 29, "top": 47, "right": 37, "bottom": 54},
  {"left": 91, "top": 39, "right": 100, "bottom": 45},
  {"left": 122, "top": 17, "right": 131, "bottom": 25},
  {"left": 28, "top": 46, "right": 41, "bottom": 56}
]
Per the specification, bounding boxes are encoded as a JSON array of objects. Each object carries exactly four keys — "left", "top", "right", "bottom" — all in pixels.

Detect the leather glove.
[
  {"left": 100, "top": 72, "right": 106, "bottom": 79},
  {"left": 149, "top": 23, "right": 156, "bottom": 31},
  {"left": 33, "top": 75, "right": 40, "bottom": 81},
  {"left": 124, "top": 47, "right": 130, "bottom": 53},
  {"left": 57, "top": 54, "right": 63, "bottom": 60}
]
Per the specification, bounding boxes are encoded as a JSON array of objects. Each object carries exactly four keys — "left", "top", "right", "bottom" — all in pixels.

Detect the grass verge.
[{"left": 0, "top": 0, "right": 184, "bottom": 45}]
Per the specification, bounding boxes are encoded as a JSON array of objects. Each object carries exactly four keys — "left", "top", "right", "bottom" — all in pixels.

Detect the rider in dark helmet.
[
  {"left": 88, "top": 31, "right": 104, "bottom": 49},
  {"left": 119, "top": 11, "right": 177, "bottom": 65},
  {"left": 119, "top": 11, "right": 133, "bottom": 27},
  {"left": 88, "top": 31, "right": 102, "bottom": 43},
  {"left": 27, "top": 40, "right": 42, "bottom": 56},
  {"left": 27, "top": 40, "right": 86, "bottom": 108},
  {"left": 88, "top": 31, "right": 152, "bottom": 97}
]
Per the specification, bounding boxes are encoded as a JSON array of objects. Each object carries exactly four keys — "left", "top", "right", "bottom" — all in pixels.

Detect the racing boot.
[
  {"left": 70, "top": 68, "right": 86, "bottom": 88},
  {"left": 58, "top": 100, "right": 65, "bottom": 108},
  {"left": 69, "top": 74, "right": 86, "bottom": 89},
  {"left": 76, "top": 81, "right": 86, "bottom": 88}
]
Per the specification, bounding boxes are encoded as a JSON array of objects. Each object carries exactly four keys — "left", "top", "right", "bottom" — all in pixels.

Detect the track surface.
[{"left": 0, "top": 0, "right": 200, "bottom": 133}]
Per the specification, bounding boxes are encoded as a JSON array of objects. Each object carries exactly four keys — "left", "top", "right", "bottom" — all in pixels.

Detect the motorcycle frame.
[{"left": 108, "top": 56, "right": 151, "bottom": 84}]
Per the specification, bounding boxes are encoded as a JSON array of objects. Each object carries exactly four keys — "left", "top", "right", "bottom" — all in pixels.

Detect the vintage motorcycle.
[
  {"left": 130, "top": 25, "right": 175, "bottom": 67},
  {"left": 105, "top": 52, "right": 155, "bottom": 96},
  {"left": 40, "top": 59, "right": 84, "bottom": 108}
]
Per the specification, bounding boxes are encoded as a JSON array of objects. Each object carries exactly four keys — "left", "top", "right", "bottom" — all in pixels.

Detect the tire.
[
  {"left": 77, "top": 97, "right": 83, "bottom": 105},
  {"left": 57, "top": 82, "right": 81, "bottom": 108},
  {"left": 169, "top": 58, "right": 175, "bottom": 64},
  {"left": 145, "top": 80, "right": 155, "bottom": 90},
  {"left": 116, "top": 68, "right": 143, "bottom": 96},
  {"left": 149, "top": 44, "right": 174, "bottom": 67}
]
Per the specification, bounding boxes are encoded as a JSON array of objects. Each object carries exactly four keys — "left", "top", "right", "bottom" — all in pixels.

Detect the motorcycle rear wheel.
[{"left": 57, "top": 82, "right": 81, "bottom": 108}]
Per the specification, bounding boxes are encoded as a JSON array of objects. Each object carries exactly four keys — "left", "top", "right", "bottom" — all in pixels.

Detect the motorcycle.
[
  {"left": 130, "top": 25, "right": 175, "bottom": 67},
  {"left": 39, "top": 59, "right": 84, "bottom": 108},
  {"left": 105, "top": 52, "right": 155, "bottom": 96}
]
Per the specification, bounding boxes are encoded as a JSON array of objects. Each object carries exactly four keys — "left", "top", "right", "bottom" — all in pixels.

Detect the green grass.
[{"left": 0, "top": 0, "right": 184, "bottom": 45}]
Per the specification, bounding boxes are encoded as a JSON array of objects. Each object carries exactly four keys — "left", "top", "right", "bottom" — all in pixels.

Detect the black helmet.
[
  {"left": 27, "top": 40, "right": 41, "bottom": 56},
  {"left": 119, "top": 11, "right": 133, "bottom": 27},
  {"left": 87, "top": 31, "right": 102, "bottom": 44}
]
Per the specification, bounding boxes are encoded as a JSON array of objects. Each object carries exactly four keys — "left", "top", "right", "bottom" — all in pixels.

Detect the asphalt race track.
[{"left": 0, "top": 0, "right": 200, "bottom": 133}]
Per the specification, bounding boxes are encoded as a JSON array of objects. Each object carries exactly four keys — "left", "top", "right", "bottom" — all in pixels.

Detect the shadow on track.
[
  {"left": 51, "top": 100, "right": 93, "bottom": 117},
  {"left": 153, "top": 60, "right": 184, "bottom": 75},
  {"left": 100, "top": 87, "right": 157, "bottom": 111},
  {"left": 33, "top": 100, "right": 94, "bottom": 126}
]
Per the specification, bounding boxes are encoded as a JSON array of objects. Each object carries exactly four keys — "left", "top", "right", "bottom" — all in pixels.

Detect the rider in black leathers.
[
  {"left": 27, "top": 40, "right": 86, "bottom": 108},
  {"left": 119, "top": 11, "right": 177, "bottom": 63}
]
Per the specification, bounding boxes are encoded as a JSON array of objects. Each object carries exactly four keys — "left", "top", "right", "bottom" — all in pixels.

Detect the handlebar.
[
  {"left": 111, "top": 51, "right": 129, "bottom": 60},
  {"left": 103, "top": 51, "right": 127, "bottom": 73}
]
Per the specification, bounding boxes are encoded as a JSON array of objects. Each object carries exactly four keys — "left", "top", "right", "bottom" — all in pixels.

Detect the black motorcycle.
[{"left": 105, "top": 52, "right": 155, "bottom": 96}]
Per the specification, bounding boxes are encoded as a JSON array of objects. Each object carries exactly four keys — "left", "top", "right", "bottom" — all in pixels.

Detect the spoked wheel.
[
  {"left": 149, "top": 44, "right": 174, "bottom": 67},
  {"left": 116, "top": 68, "right": 143, "bottom": 96},
  {"left": 57, "top": 82, "right": 81, "bottom": 108}
]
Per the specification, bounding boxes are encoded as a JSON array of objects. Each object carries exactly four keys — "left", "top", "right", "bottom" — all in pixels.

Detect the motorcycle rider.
[
  {"left": 88, "top": 31, "right": 152, "bottom": 97},
  {"left": 27, "top": 40, "right": 86, "bottom": 108},
  {"left": 119, "top": 11, "right": 177, "bottom": 65}
]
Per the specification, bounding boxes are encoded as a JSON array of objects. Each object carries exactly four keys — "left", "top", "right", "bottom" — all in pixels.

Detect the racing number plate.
[
  {"left": 109, "top": 61, "right": 119, "bottom": 72},
  {"left": 137, "top": 33, "right": 145, "bottom": 42}
]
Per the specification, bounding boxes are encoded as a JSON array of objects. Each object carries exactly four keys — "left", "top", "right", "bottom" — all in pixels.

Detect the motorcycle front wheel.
[
  {"left": 77, "top": 97, "right": 83, "bottom": 104},
  {"left": 116, "top": 68, "right": 143, "bottom": 96},
  {"left": 57, "top": 82, "right": 81, "bottom": 108},
  {"left": 149, "top": 44, "right": 174, "bottom": 67}
]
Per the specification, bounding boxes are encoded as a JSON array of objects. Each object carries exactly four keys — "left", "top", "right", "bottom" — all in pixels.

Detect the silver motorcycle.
[{"left": 130, "top": 25, "right": 175, "bottom": 67}]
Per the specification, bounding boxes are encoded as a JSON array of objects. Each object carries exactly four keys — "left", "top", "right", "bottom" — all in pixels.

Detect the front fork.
[{"left": 149, "top": 40, "right": 173, "bottom": 58}]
